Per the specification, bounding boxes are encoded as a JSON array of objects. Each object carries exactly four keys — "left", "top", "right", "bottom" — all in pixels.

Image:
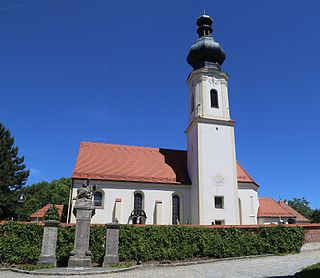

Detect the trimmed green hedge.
[{"left": 0, "top": 222, "right": 305, "bottom": 266}]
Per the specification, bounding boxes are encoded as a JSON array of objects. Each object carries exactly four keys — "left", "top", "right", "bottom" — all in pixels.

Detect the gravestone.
[
  {"left": 38, "top": 220, "right": 59, "bottom": 266},
  {"left": 103, "top": 222, "right": 120, "bottom": 266},
  {"left": 68, "top": 180, "right": 96, "bottom": 268}
]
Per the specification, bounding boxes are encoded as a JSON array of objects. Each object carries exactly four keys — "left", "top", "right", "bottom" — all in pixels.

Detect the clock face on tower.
[{"left": 212, "top": 174, "right": 225, "bottom": 186}]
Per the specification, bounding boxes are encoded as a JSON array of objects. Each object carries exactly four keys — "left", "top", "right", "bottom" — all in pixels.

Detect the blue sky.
[{"left": 1, "top": 0, "right": 319, "bottom": 208}]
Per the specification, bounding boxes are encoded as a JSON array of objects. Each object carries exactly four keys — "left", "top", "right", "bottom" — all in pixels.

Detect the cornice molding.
[{"left": 185, "top": 116, "right": 235, "bottom": 134}]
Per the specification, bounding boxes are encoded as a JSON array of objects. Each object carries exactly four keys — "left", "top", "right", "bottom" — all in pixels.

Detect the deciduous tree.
[
  {"left": 288, "top": 197, "right": 313, "bottom": 220},
  {"left": 311, "top": 209, "right": 320, "bottom": 223},
  {"left": 15, "top": 177, "right": 71, "bottom": 220}
]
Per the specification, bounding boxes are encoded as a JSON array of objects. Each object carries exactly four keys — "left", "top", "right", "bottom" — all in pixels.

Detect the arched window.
[
  {"left": 191, "top": 93, "right": 195, "bottom": 112},
  {"left": 134, "top": 192, "right": 143, "bottom": 216},
  {"left": 94, "top": 191, "right": 103, "bottom": 207},
  {"left": 172, "top": 195, "right": 180, "bottom": 224},
  {"left": 210, "top": 89, "right": 219, "bottom": 108},
  {"left": 132, "top": 192, "right": 146, "bottom": 224}
]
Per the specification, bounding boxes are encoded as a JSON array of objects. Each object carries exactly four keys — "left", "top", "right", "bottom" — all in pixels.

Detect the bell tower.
[{"left": 186, "top": 14, "right": 239, "bottom": 225}]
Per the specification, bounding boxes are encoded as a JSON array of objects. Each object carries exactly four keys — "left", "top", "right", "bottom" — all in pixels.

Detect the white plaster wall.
[
  {"left": 70, "top": 180, "right": 191, "bottom": 225},
  {"left": 198, "top": 122, "right": 239, "bottom": 224},
  {"left": 187, "top": 124, "right": 199, "bottom": 224},
  {"left": 238, "top": 182, "right": 259, "bottom": 224}
]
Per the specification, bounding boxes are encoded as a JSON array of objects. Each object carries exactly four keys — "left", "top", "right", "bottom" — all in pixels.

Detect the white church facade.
[{"left": 68, "top": 14, "right": 260, "bottom": 225}]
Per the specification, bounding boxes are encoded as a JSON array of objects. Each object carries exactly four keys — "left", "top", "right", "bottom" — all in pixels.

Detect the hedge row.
[{"left": 0, "top": 222, "right": 305, "bottom": 266}]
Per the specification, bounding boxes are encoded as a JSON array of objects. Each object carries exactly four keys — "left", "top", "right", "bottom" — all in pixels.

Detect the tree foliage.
[
  {"left": 43, "top": 205, "right": 60, "bottom": 221},
  {"left": 288, "top": 197, "right": 313, "bottom": 220},
  {"left": 0, "top": 122, "right": 29, "bottom": 220},
  {"left": 15, "top": 177, "right": 71, "bottom": 221},
  {"left": 287, "top": 197, "right": 320, "bottom": 223},
  {"left": 311, "top": 209, "right": 320, "bottom": 223}
]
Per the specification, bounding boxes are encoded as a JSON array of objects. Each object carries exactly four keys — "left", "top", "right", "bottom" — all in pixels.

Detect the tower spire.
[{"left": 187, "top": 14, "right": 226, "bottom": 70}]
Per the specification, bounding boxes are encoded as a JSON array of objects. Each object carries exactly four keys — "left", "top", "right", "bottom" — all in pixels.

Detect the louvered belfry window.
[{"left": 210, "top": 89, "right": 219, "bottom": 108}]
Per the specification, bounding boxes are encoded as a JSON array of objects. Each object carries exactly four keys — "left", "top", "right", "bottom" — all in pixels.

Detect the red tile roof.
[
  {"left": 30, "top": 204, "right": 64, "bottom": 219},
  {"left": 279, "top": 200, "right": 310, "bottom": 223},
  {"left": 236, "top": 162, "right": 257, "bottom": 184},
  {"left": 258, "top": 198, "right": 295, "bottom": 218},
  {"left": 72, "top": 142, "right": 257, "bottom": 185}
]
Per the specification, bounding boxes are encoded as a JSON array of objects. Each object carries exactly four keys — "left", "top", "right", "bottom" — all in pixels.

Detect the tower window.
[
  {"left": 210, "top": 89, "right": 219, "bottom": 108},
  {"left": 191, "top": 93, "right": 195, "bottom": 112},
  {"left": 214, "top": 196, "right": 224, "bottom": 209},
  {"left": 214, "top": 220, "right": 225, "bottom": 225}
]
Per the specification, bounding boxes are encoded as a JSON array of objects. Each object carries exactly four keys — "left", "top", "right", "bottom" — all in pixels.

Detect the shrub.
[
  {"left": 257, "top": 225, "right": 305, "bottom": 254},
  {"left": 56, "top": 225, "right": 75, "bottom": 266},
  {"left": 43, "top": 205, "right": 60, "bottom": 221},
  {"left": 118, "top": 225, "right": 305, "bottom": 261},
  {"left": 0, "top": 223, "right": 305, "bottom": 266},
  {"left": 0, "top": 221, "right": 43, "bottom": 264}
]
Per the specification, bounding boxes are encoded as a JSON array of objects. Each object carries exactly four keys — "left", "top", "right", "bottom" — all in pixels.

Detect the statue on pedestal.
[{"left": 68, "top": 179, "right": 96, "bottom": 268}]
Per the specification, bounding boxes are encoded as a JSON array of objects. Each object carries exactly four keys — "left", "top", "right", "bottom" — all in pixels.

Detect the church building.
[{"left": 68, "top": 14, "right": 261, "bottom": 225}]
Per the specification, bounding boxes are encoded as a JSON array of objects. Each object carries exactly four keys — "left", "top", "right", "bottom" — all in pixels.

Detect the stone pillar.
[
  {"left": 68, "top": 200, "right": 95, "bottom": 268},
  {"left": 38, "top": 220, "right": 59, "bottom": 267},
  {"left": 103, "top": 222, "right": 120, "bottom": 266}
]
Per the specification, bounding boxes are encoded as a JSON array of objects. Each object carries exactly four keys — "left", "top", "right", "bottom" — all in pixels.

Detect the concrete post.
[
  {"left": 68, "top": 200, "right": 95, "bottom": 268},
  {"left": 103, "top": 222, "right": 120, "bottom": 266},
  {"left": 38, "top": 220, "right": 59, "bottom": 267}
]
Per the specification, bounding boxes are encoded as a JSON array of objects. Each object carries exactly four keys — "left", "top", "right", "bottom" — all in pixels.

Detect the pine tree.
[
  {"left": 43, "top": 205, "right": 60, "bottom": 222},
  {"left": 0, "top": 122, "right": 29, "bottom": 219}
]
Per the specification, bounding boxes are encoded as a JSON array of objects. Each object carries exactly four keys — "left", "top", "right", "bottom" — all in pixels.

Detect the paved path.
[{"left": 1, "top": 247, "right": 319, "bottom": 278}]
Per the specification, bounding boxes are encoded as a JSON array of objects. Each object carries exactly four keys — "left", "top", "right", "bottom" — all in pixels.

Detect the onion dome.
[{"left": 187, "top": 14, "right": 226, "bottom": 70}]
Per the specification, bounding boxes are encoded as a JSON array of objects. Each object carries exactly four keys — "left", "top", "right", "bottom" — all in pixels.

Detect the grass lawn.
[{"left": 299, "top": 263, "right": 320, "bottom": 278}]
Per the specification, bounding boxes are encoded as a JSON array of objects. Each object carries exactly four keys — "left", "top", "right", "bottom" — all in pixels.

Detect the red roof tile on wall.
[
  {"left": 72, "top": 142, "right": 257, "bottom": 185},
  {"left": 258, "top": 198, "right": 295, "bottom": 218},
  {"left": 236, "top": 162, "right": 257, "bottom": 184}
]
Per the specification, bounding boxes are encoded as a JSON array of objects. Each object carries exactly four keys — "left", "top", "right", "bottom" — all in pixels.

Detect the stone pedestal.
[
  {"left": 38, "top": 220, "right": 59, "bottom": 267},
  {"left": 68, "top": 200, "right": 95, "bottom": 268},
  {"left": 103, "top": 222, "right": 120, "bottom": 266}
]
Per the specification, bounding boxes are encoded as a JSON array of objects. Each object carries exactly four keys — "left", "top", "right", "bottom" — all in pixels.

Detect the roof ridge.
[{"left": 80, "top": 141, "right": 186, "bottom": 152}]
